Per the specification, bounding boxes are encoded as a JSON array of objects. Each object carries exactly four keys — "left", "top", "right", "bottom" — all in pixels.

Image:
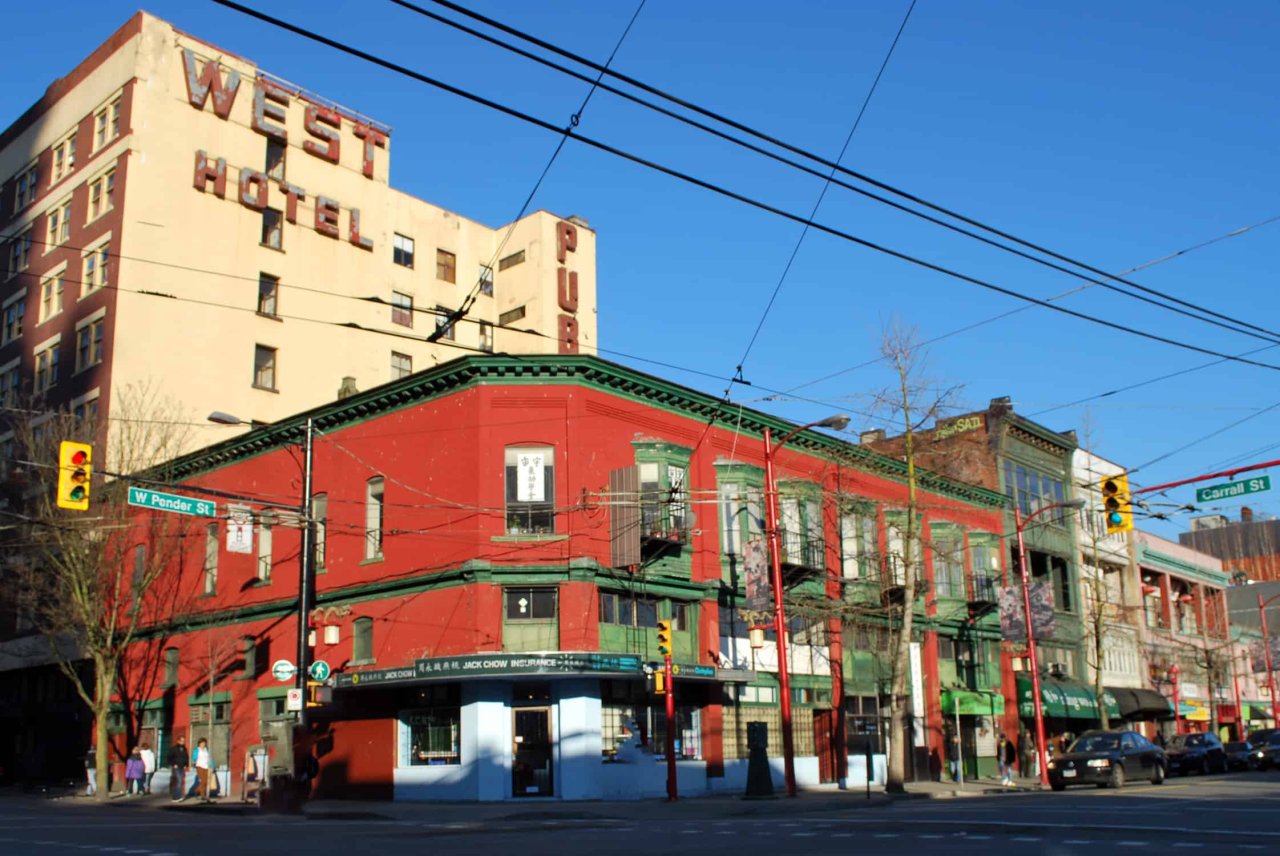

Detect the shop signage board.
[
  {"left": 1195, "top": 476, "right": 1271, "bottom": 503},
  {"left": 127, "top": 486, "right": 216, "bottom": 517},
  {"left": 335, "top": 653, "right": 750, "bottom": 689}
]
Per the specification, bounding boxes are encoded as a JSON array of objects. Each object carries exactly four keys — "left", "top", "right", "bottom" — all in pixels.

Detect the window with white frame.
[
  {"left": 8, "top": 229, "right": 32, "bottom": 276},
  {"left": 261, "top": 208, "right": 283, "bottom": 249},
  {"left": 82, "top": 243, "right": 109, "bottom": 293},
  {"left": 265, "top": 138, "right": 286, "bottom": 180},
  {"left": 478, "top": 264, "right": 493, "bottom": 296},
  {"left": 393, "top": 234, "right": 414, "bottom": 268},
  {"left": 47, "top": 198, "right": 72, "bottom": 247},
  {"left": 1, "top": 297, "right": 24, "bottom": 345},
  {"left": 391, "top": 291, "right": 413, "bottom": 327},
  {"left": 34, "top": 342, "right": 58, "bottom": 393},
  {"left": 400, "top": 685, "right": 460, "bottom": 766},
  {"left": 71, "top": 390, "right": 99, "bottom": 426},
  {"left": 87, "top": 170, "right": 115, "bottom": 221},
  {"left": 253, "top": 344, "right": 277, "bottom": 390},
  {"left": 257, "top": 273, "right": 279, "bottom": 317},
  {"left": 14, "top": 163, "right": 38, "bottom": 210},
  {"left": 718, "top": 480, "right": 763, "bottom": 558},
  {"left": 94, "top": 96, "right": 121, "bottom": 150},
  {"left": 504, "top": 446, "right": 554, "bottom": 534},
  {"left": 39, "top": 272, "right": 65, "bottom": 324},
  {"left": 839, "top": 503, "right": 877, "bottom": 580},
  {"left": 365, "top": 477, "right": 385, "bottom": 559},
  {"left": 930, "top": 526, "right": 965, "bottom": 598},
  {"left": 51, "top": 133, "right": 76, "bottom": 183},
  {"left": 884, "top": 513, "right": 923, "bottom": 586},
  {"left": 203, "top": 523, "right": 218, "bottom": 594},
  {"left": 436, "top": 248, "right": 456, "bottom": 283},
  {"left": 434, "top": 305, "right": 455, "bottom": 340},
  {"left": 478, "top": 321, "right": 494, "bottom": 353},
  {"left": 256, "top": 521, "right": 272, "bottom": 582},
  {"left": 0, "top": 360, "right": 20, "bottom": 406},
  {"left": 75, "top": 315, "right": 104, "bottom": 372},
  {"left": 638, "top": 460, "right": 688, "bottom": 536},
  {"left": 391, "top": 351, "right": 411, "bottom": 380}
]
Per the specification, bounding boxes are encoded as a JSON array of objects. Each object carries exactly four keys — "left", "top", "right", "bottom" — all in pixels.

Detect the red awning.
[{"left": 1217, "top": 704, "right": 1238, "bottom": 722}]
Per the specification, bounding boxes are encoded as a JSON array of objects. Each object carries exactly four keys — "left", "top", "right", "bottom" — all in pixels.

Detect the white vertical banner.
[
  {"left": 516, "top": 452, "right": 545, "bottom": 502},
  {"left": 909, "top": 642, "right": 927, "bottom": 747},
  {"left": 226, "top": 504, "right": 253, "bottom": 555}
]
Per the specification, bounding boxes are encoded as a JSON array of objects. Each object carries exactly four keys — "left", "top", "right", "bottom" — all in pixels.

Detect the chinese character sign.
[{"left": 517, "top": 453, "right": 545, "bottom": 502}]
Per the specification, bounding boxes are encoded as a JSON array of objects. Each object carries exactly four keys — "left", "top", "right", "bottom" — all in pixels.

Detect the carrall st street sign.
[
  {"left": 127, "top": 486, "right": 217, "bottom": 518},
  {"left": 1195, "top": 476, "right": 1271, "bottom": 504}
]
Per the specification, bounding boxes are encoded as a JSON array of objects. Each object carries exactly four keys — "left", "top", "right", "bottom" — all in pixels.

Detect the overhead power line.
[
  {"left": 205, "top": 1, "right": 1280, "bottom": 375},
  {"left": 396, "top": 0, "right": 1280, "bottom": 345}
]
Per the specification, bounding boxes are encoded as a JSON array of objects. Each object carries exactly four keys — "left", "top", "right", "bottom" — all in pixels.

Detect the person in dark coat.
[{"left": 167, "top": 736, "right": 189, "bottom": 802}]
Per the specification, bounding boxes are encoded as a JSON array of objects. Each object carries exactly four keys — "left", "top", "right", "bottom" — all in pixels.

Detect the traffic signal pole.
[
  {"left": 665, "top": 653, "right": 677, "bottom": 801},
  {"left": 296, "top": 419, "right": 316, "bottom": 768}
]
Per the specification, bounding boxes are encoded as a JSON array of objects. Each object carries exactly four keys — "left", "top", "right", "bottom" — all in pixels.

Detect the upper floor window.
[
  {"left": 505, "top": 446, "right": 554, "bottom": 535},
  {"left": 391, "top": 350, "right": 412, "bottom": 380},
  {"left": 163, "top": 647, "right": 179, "bottom": 687},
  {"left": 639, "top": 461, "right": 688, "bottom": 537},
  {"left": 353, "top": 617, "right": 374, "bottom": 662},
  {"left": 779, "top": 492, "right": 823, "bottom": 568},
  {"left": 479, "top": 321, "right": 494, "bottom": 353},
  {"left": 1004, "top": 461, "right": 1067, "bottom": 523},
  {"left": 718, "top": 480, "right": 762, "bottom": 557},
  {"left": 34, "top": 343, "right": 58, "bottom": 393},
  {"left": 51, "top": 133, "right": 76, "bottom": 183},
  {"left": 930, "top": 526, "right": 965, "bottom": 599},
  {"left": 436, "top": 248, "right": 456, "bottom": 283},
  {"left": 498, "top": 305, "right": 525, "bottom": 326},
  {"left": 599, "top": 592, "right": 658, "bottom": 627},
  {"left": 434, "top": 305, "right": 455, "bottom": 341},
  {"left": 261, "top": 208, "right": 283, "bottom": 250},
  {"left": 94, "top": 96, "right": 121, "bottom": 150},
  {"left": 365, "top": 476, "right": 385, "bottom": 560},
  {"left": 82, "top": 243, "right": 110, "bottom": 294},
  {"left": 0, "top": 361, "right": 21, "bottom": 406},
  {"left": 498, "top": 249, "right": 524, "bottom": 271},
  {"left": 884, "top": 514, "right": 923, "bottom": 586},
  {"left": 8, "top": 229, "right": 32, "bottom": 276},
  {"left": 391, "top": 291, "right": 413, "bottom": 327},
  {"left": 265, "top": 138, "right": 286, "bottom": 180},
  {"left": 393, "top": 234, "right": 414, "bottom": 268},
  {"left": 203, "top": 523, "right": 218, "bottom": 594},
  {"left": 75, "top": 316, "right": 104, "bottom": 372},
  {"left": 478, "top": 264, "right": 493, "bottom": 296},
  {"left": 253, "top": 344, "right": 277, "bottom": 390},
  {"left": 2, "top": 298, "right": 24, "bottom": 345},
  {"left": 839, "top": 504, "right": 877, "bottom": 580},
  {"left": 14, "top": 163, "right": 38, "bottom": 210},
  {"left": 39, "top": 273, "right": 64, "bottom": 323},
  {"left": 72, "top": 392, "right": 99, "bottom": 426},
  {"left": 311, "top": 493, "right": 327, "bottom": 571},
  {"left": 256, "top": 521, "right": 273, "bottom": 583},
  {"left": 257, "top": 273, "right": 279, "bottom": 317},
  {"left": 505, "top": 587, "right": 557, "bottom": 621},
  {"left": 969, "top": 533, "right": 1000, "bottom": 601},
  {"left": 87, "top": 170, "right": 115, "bottom": 221},
  {"left": 47, "top": 198, "right": 72, "bottom": 247}
]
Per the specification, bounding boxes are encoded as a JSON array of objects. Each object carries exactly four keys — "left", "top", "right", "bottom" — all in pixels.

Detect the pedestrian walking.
[
  {"left": 998, "top": 732, "right": 1017, "bottom": 786},
  {"left": 84, "top": 743, "right": 97, "bottom": 796},
  {"left": 125, "top": 747, "right": 145, "bottom": 796},
  {"left": 139, "top": 741, "right": 156, "bottom": 795},
  {"left": 168, "top": 736, "right": 189, "bottom": 802},
  {"left": 193, "top": 737, "right": 212, "bottom": 802}
]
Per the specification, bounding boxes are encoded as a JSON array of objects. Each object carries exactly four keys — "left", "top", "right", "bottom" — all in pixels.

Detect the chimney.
[
  {"left": 337, "top": 376, "right": 359, "bottom": 400},
  {"left": 1242, "top": 506, "right": 1254, "bottom": 523},
  {"left": 859, "top": 429, "right": 885, "bottom": 445}
]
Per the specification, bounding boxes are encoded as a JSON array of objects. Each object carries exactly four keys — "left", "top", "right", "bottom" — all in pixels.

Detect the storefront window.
[
  {"left": 401, "top": 687, "right": 461, "bottom": 766},
  {"left": 844, "top": 695, "right": 883, "bottom": 753},
  {"left": 600, "top": 680, "right": 701, "bottom": 760}
]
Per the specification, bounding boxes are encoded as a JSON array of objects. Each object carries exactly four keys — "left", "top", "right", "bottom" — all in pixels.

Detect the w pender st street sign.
[
  {"left": 127, "top": 486, "right": 217, "bottom": 517},
  {"left": 1195, "top": 476, "right": 1271, "bottom": 504}
]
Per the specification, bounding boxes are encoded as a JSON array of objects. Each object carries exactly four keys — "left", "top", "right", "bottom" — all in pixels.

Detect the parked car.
[
  {"left": 1224, "top": 740, "right": 1264, "bottom": 771},
  {"left": 1246, "top": 727, "right": 1278, "bottom": 746},
  {"left": 1165, "top": 732, "right": 1227, "bottom": 775},
  {"left": 1048, "top": 730, "right": 1166, "bottom": 791},
  {"left": 1257, "top": 732, "right": 1280, "bottom": 770}
]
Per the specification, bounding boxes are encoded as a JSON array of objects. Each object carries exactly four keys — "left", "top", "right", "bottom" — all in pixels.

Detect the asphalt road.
[{"left": 2, "top": 771, "right": 1278, "bottom": 855}]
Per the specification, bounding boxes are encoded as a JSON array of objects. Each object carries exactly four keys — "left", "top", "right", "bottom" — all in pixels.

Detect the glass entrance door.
[{"left": 512, "top": 708, "right": 553, "bottom": 797}]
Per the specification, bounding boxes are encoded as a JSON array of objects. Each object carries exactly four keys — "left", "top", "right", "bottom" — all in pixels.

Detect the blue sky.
[{"left": 6, "top": 1, "right": 1279, "bottom": 536}]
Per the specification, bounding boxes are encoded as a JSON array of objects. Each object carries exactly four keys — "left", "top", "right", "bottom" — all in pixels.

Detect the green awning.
[
  {"left": 1247, "top": 702, "right": 1276, "bottom": 721},
  {"left": 1017, "top": 676, "right": 1120, "bottom": 720},
  {"left": 942, "top": 689, "right": 1005, "bottom": 716}
]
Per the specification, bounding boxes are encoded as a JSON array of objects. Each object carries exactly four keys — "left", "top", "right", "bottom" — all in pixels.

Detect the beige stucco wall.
[{"left": 100, "top": 14, "right": 596, "bottom": 449}]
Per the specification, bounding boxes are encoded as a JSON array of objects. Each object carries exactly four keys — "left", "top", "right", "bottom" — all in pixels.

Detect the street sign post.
[
  {"left": 127, "top": 486, "right": 217, "bottom": 517},
  {"left": 271, "top": 659, "right": 297, "bottom": 682},
  {"left": 1195, "top": 476, "right": 1271, "bottom": 504},
  {"left": 309, "top": 660, "right": 331, "bottom": 681}
]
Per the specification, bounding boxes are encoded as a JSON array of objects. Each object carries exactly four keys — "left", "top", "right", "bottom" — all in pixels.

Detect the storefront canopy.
[
  {"left": 1181, "top": 699, "right": 1210, "bottom": 722},
  {"left": 1017, "top": 675, "right": 1121, "bottom": 720},
  {"left": 1246, "top": 702, "right": 1276, "bottom": 722},
  {"left": 942, "top": 689, "right": 1005, "bottom": 717},
  {"left": 1107, "top": 687, "right": 1174, "bottom": 721}
]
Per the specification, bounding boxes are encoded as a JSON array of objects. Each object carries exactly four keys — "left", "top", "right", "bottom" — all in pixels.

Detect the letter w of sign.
[{"left": 182, "top": 49, "right": 241, "bottom": 119}]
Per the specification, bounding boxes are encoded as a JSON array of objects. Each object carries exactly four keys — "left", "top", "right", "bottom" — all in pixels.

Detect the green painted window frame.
[
  {"left": 714, "top": 463, "right": 764, "bottom": 563},
  {"left": 632, "top": 440, "right": 692, "bottom": 539},
  {"left": 777, "top": 482, "right": 824, "bottom": 569},
  {"left": 837, "top": 499, "right": 878, "bottom": 582},
  {"left": 929, "top": 522, "right": 966, "bottom": 600}
]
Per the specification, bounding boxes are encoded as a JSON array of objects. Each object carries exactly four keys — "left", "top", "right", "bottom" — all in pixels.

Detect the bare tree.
[{"left": 6, "top": 383, "right": 197, "bottom": 799}]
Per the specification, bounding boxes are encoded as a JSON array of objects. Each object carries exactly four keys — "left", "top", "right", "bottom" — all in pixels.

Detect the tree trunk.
[{"left": 93, "top": 663, "right": 114, "bottom": 801}]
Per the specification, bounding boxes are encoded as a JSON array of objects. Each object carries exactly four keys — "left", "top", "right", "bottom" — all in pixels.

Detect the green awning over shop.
[
  {"left": 1017, "top": 675, "right": 1120, "bottom": 720},
  {"left": 1247, "top": 702, "right": 1276, "bottom": 721},
  {"left": 942, "top": 689, "right": 1005, "bottom": 716}
]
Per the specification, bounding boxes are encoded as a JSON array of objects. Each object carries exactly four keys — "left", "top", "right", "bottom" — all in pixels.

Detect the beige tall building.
[{"left": 0, "top": 11, "right": 597, "bottom": 457}]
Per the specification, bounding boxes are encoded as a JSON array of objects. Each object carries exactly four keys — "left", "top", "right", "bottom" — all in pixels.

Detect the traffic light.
[
  {"left": 1101, "top": 472, "right": 1133, "bottom": 534},
  {"left": 56, "top": 441, "right": 92, "bottom": 511},
  {"left": 656, "top": 619, "right": 672, "bottom": 656},
  {"left": 647, "top": 670, "right": 667, "bottom": 695},
  {"left": 306, "top": 680, "right": 331, "bottom": 708}
]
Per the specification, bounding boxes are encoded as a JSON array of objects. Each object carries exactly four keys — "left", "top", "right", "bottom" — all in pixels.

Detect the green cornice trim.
[
  {"left": 256, "top": 687, "right": 292, "bottom": 699},
  {"left": 1137, "top": 544, "right": 1230, "bottom": 587},
  {"left": 160, "top": 355, "right": 1005, "bottom": 508},
  {"left": 188, "top": 691, "right": 232, "bottom": 704},
  {"left": 1003, "top": 412, "right": 1078, "bottom": 455}
]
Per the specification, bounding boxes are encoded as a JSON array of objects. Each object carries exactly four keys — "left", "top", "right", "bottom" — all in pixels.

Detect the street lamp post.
[
  {"left": 763, "top": 414, "right": 849, "bottom": 798},
  {"left": 1261, "top": 594, "right": 1280, "bottom": 725},
  {"left": 1013, "top": 499, "right": 1085, "bottom": 787},
  {"left": 209, "top": 413, "right": 316, "bottom": 740}
]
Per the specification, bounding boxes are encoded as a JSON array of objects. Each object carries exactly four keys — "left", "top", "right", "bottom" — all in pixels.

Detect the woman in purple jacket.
[{"left": 125, "top": 747, "right": 145, "bottom": 796}]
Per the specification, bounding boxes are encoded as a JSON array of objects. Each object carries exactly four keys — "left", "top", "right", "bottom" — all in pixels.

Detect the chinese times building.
[{"left": 115, "top": 354, "right": 1006, "bottom": 801}]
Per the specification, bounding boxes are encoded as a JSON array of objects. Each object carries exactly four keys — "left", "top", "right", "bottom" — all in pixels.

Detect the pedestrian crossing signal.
[
  {"left": 56, "top": 441, "right": 92, "bottom": 511},
  {"left": 1101, "top": 473, "right": 1133, "bottom": 534}
]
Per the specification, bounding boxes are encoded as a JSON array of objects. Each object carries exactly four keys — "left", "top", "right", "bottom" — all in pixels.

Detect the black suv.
[{"left": 1165, "top": 731, "right": 1227, "bottom": 775}]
